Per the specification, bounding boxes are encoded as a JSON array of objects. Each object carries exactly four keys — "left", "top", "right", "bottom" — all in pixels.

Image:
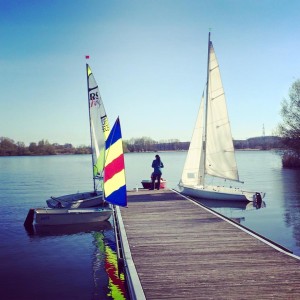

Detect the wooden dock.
[{"left": 115, "top": 189, "right": 300, "bottom": 299}]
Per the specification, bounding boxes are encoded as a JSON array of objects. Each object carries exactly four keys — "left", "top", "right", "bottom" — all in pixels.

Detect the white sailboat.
[
  {"left": 179, "top": 33, "right": 265, "bottom": 202},
  {"left": 24, "top": 117, "right": 127, "bottom": 226},
  {"left": 46, "top": 64, "right": 110, "bottom": 209}
]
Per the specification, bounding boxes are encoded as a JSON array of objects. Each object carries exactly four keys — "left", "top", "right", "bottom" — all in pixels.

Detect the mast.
[
  {"left": 202, "top": 32, "right": 211, "bottom": 186},
  {"left": 86, "top": 63, "right": 96, "bottom": 192}
]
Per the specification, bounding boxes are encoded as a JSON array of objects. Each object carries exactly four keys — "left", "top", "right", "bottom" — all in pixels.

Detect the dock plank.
[{"left": 119, "top": 189, "right": 300, "bottom": 299}]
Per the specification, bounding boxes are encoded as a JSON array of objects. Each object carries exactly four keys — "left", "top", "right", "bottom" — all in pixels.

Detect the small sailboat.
[
  {"left": 46, "top": 64, "right": 110, "bottom": 209},
  {"left": 24, "top": 117, "right": 127, "bottom": 226},
  {"left": 179, "top": 33, "right": 265, "bottom": 202}
]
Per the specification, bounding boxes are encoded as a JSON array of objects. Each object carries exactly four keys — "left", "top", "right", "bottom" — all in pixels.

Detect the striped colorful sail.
[{"left": 104, "top": 117, "right": 127, "bottom": 207}]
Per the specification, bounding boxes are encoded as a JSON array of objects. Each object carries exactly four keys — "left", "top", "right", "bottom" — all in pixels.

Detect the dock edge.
[
  {"left": 172, "top": 189, "right": 300, "bottom": 260},
  {"left": 114, "top": 205, "right": 146, "bottom": 300}
]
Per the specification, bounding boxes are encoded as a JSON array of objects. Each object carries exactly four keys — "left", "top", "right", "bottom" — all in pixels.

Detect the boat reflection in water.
[
  {"left": 24, "top": 221, "right": 128, "bottom": 299},
  {"left": 196, "top": 198, "right": 266, "bottom": 211},
  {"left": 24, "top": 221, "right": 112, "bottom": 237},
  {"left": 191, "top": 197, "right": 266, "bottom": 225},
  {"left": 93, "top": 230, "right": 127, "bottom": 299}
]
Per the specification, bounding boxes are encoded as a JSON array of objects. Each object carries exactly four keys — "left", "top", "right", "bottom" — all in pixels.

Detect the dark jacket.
[{"left": 152, "top": 159, "right": 164, "bottom": 175}]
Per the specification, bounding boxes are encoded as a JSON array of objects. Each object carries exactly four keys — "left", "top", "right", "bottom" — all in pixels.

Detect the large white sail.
[
  {"left": 181, "top": 95, "right": 205, "bottom": 186},
  {"left": 87, "top": 64, "right": 110, "bottom": 179},
  {"left": 205, "top": 43, "right": 239, "bottom": 181},
  {"left": 179, "top": 33, "right": 264, "bottom": 202}
]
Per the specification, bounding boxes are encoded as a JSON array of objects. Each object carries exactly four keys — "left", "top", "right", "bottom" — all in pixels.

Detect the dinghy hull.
[
  {"left": 179, "top": 184, "right": 263, "bottom": 202},
  {"left": 46, "top": 191, "right": 105, "bottom": 209},
  {"left": 34, "top": 207, "right": 112, "bottom": 225}
]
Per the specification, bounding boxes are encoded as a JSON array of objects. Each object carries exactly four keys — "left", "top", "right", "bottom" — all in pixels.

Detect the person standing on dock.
[{"left": 151, "top": 155, "right": 164, "bottom": 190}]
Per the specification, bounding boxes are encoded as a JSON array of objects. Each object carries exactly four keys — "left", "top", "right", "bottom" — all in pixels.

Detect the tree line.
[
  {"left": 1, "top": 78, "right": 300, "bottom": 167},
  {"left": 0, "top": 138, "right": 91, "bottom": 156},
  {"left": 0, "top": 136, "right": 283, "bottom": 157}
]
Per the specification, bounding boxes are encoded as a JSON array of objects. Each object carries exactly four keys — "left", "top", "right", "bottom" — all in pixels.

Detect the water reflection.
[
  {"left": 281, "top": 168, "right": 300, "bottom": 250},
  {"left": 24, "top": 221, "right": 112, "bottom": 237},
  {"left": 195, "top": 198, "right": 266, "bottom": 211},
  {"left": 231, "top": 217, "right": 245, "bottom": 224},
  {"left": 191, "top": 198, "right": 266, "bottom": 226},
  {"left": 248, "top": 199, "right": 266, "bottom": 210},
  {"left": 24, "top": 221, "right": 128, "bottom": 299},
  {"left": 93, "top": 231, "right": 127, "bottom": 299}
]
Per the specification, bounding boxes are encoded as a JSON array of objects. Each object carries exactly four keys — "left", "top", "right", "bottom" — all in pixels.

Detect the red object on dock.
[{"left": 141, "top": 179, "right": 166, "bottom": 190}]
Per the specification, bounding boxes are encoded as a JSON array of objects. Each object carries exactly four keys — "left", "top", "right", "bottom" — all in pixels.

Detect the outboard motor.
[{"left": 255, "top": 192, "right": 262, "bottom": 209}]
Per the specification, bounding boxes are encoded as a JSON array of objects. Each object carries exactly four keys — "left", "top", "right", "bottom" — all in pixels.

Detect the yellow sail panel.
[
  {"left": 104, "top": 170, "right": 126, "bottom": 198},
  {"left": 104, "top": 139, "right": 123, "bottom": 166}
]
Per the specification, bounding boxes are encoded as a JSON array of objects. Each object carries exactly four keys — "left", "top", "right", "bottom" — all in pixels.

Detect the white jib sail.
[
  {"left": 205, "top": 43, "right": 239, "bottom": 181},
  {"left": 181, "top": 95, "right": 205, "bottom": 186},
  {"left": 87, "top": 65, "right": 110, "bottom": 177}
]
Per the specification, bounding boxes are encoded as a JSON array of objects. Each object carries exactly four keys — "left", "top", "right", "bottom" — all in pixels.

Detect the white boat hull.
[
  {"left": 179, "top": 184, "right": 264, "bottom": 202},
  {"left": 34, "top": 207, "right": 112, "bottom": 225},
  {"left": 46, "top": 191, "right": 104, "bottom": 209}
]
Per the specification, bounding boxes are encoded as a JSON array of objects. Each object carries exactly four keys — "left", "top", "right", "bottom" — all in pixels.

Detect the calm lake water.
[{"left": 1, "top": 151, "right": 300, "bottom": 299}]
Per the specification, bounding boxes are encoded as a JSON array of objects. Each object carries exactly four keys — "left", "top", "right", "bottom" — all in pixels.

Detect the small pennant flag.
[{"left": 104, "top": 117, "right": 127, "bottom": 207}]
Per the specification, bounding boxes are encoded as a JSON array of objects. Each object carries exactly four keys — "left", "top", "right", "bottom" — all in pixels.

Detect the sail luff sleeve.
[{"left": 104, "top": 118, "right": 127, "bottom": 207}]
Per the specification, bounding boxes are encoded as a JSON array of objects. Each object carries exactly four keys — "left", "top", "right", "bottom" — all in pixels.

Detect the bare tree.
[{"left": 278, "top": 79, "right": 300, "bottom": 167}]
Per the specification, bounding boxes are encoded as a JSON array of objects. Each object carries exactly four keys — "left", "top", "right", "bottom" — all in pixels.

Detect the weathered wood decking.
[{"left": 117, "top": 189, "right": 300, "bottom": 299}]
